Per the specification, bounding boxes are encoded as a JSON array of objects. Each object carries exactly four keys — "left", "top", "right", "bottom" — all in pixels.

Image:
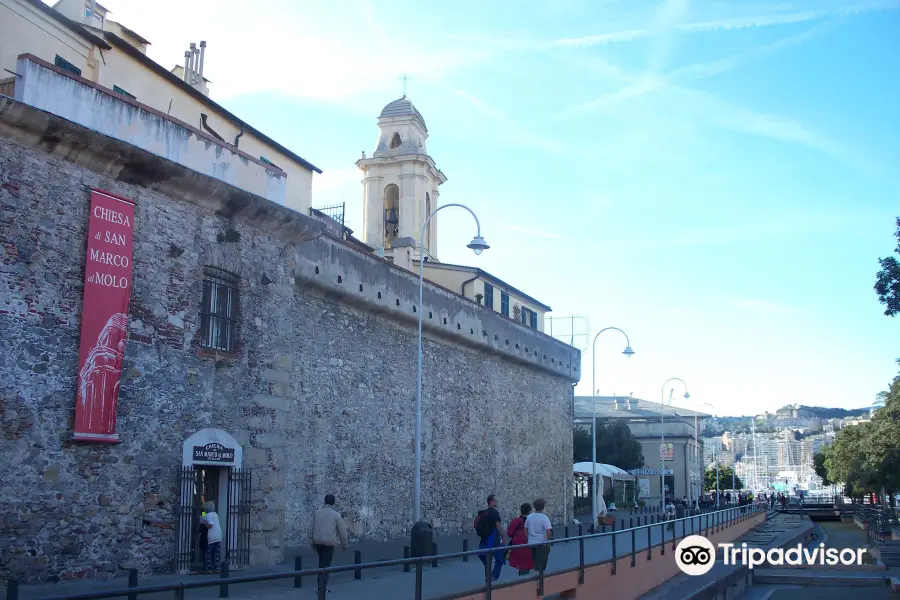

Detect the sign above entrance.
[
  {"left": 192, "top": 442, "right": 235, "bottom": 463},
  {"left": 183, "top": 428, "right": 242, "bottom": 468}
]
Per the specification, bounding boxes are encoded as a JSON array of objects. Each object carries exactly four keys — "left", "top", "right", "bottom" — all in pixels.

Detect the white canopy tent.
[{"left": 573, "top": 462, "right": 635, "bottom": 517}]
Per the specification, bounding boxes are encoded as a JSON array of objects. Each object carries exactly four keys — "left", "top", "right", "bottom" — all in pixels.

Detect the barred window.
[{"left": 200, "top": 267, "right": 238, "bottom": 352}]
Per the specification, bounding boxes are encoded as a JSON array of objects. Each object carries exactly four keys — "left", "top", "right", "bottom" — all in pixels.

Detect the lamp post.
[
  {"left": 660, "top": 378, "right": 689, "bottom": 513},
  {"left": 697, "top": 402, "right": 718, "bottom": 507},
  {"left": 414, "top": 204, "right": 488, "bottom": 525},
  {"left": 590, "top": 328, "right": 634, "bottom": 530}
]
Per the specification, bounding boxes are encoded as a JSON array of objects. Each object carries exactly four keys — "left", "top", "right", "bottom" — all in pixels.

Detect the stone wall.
[{"left": 0, "top": 98, "right": 577, "bottom": 583}]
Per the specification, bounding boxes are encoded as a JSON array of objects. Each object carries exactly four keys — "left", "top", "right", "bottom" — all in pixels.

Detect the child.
[{"left": 200, "top": 501, "right": 222, "bottom": 573}]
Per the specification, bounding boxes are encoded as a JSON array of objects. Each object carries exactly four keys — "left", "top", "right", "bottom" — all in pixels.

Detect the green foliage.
[
  {"left": 875, "top": 217, "right": 900, "bottom": 317},
  {"left": 704, "top": 464, "right": 742, "bottom": 491},
  {"left": 821, "top": 370, "right": 900, "bottom": 497},
  {"left": 572, "top": 420, "right": 645, "bottom": 471},
  {"left": 812, "top": 450, "right": 831, "bottom": 486}
]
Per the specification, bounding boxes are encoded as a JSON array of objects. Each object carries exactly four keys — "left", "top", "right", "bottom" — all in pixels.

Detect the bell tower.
[{"left": 357, "top": 97, "right": 447, "bottom": 267}]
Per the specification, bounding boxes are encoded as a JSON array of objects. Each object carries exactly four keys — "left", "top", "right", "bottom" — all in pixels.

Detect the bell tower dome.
[{"left": 357, "top": 96, "right": 447, "bottom": 267}]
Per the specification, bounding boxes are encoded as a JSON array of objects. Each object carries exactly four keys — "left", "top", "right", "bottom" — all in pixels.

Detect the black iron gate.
[
  {"left": 175, "top": 466, "right": 251, "bottom": 571},
  {"left": 175, "top": 467, "right": 197, "bottom": 572},
  {"left": 227, "top": 468, "right": 251, "bottom": 567}
]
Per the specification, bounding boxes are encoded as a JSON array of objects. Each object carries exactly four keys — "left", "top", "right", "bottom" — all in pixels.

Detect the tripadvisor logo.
[
  {"left": 675, "top": 535, "right": 868, "bottom": 576},
  {"left": 675, "top": 536, "right": 716, "bottom": 576}
]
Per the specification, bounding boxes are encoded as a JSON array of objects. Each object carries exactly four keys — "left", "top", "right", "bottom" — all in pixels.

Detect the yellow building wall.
[
  {"left": 419, "top": 265, "right": 547, "bottom": 332},
  {"left": 0, "top": 0, "right": 98, "bottom": 81},
  {"left": 1, "top": 0, "right": 314, "bottom": 213}
]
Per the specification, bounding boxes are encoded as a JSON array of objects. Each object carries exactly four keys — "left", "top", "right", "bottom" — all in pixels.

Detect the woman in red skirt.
[{"left": 507, "top": 503, "right": 533, "bottom": 575}]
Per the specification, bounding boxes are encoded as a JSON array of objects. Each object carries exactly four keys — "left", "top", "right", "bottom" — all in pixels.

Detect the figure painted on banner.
[
  {"left": 506, "top": 503, "right": 533, "bottom": 575},
  {"left": 200, "top": 501, "right": 222, "bottom": 573},
  {"left": 77, "top": 312, "right": 128, "bottom": 434}
]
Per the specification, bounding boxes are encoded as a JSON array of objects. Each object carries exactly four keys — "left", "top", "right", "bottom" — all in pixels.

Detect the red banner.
[{"left": 73, "top": 190, "right": 136, "bottom": 443}]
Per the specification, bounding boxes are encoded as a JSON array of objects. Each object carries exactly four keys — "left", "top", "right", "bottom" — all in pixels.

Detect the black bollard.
[
  {"left": 463, "top": 539, "right": 469, "bottom": 562},
  {"left": 565, "top": 525, "right": 569, "bottom": 539},
  {"left": 630, "top": 517, "right": 633, "bottom": 528},
  {"left": 128, "top": 569, "right": 138, "bottom": 600},
  {"left": 219, "top": 563, "right": 229, "bottom": 598},
  {"left": 404, "top": 546, "right": 410, "bottom": 573},
  {"left": 602, "top": 522, "right": 606, "bottom": 533},
  {"left": 293, "top": 556, "right": 302, "bottom": 588},
  {"left": 354, "top": 550, "right": 362, "bottom": 579},
  {"left": 432, "top": 543, "right": 438, "bottom": 568},
  {"left": 578, "top": 523, "right": 583, "bottom": 536}
]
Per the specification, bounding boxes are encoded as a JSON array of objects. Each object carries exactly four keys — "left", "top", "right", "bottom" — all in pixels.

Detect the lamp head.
[
  {"left": 622, "top": 346, "right": 635, "bottom": 357},
  {"left": 684, "top": 391, "right": 691, "bottom": 400},
  {"left": 467, "top": 235, "right": 489, "bottom": 255}
]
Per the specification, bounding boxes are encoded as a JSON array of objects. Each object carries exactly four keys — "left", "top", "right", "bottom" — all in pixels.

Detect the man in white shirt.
[
  {"left": 524, "top": 498, "right": 552, "bottom": 573},
  {"left": 200, "top": 501, "right": 223, "bottom": 573}
]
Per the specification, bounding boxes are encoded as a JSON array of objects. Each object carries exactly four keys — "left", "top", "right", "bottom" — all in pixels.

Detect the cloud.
[
  {"left": 556, "top": 22, "right": 833, "bottom": 119},
  {"left": 733, "top": 298, "right": 799, "bottom": 316},
  {"left": 503, "top": 225, "right": 563, "bottom": 239},
  {"left": 548, "top": 1, "right": 900, "bottom": 48}
]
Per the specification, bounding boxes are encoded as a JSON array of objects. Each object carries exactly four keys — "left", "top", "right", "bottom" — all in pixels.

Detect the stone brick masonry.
[{"left": 0, "top": 112, "right": 576, "bottom": 583}]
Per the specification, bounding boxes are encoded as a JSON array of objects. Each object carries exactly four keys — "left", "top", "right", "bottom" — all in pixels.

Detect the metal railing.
[{"left": 6, "top": 505, "right": 766, "bottom": 600}]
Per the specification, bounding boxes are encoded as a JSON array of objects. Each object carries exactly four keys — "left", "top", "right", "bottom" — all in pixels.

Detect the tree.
[
  {"left": 812, "top": 450, "right": 831, "bottom": 486},
  {"left": 875, "top": 217, "right": 900, "bottom": 317},
  {"left": 704, "top": 464, "right": 742, "bottom": 491},
  {"left": 572, "top": 420, "right": 644, "bottom": 471}
]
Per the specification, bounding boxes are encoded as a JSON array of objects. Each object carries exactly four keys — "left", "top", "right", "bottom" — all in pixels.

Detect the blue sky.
[{"left": 96, "top": 0, "right": 899, "bottom": 415}]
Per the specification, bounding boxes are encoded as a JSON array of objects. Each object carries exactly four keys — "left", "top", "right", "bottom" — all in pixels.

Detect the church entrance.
[{"left": 175, "top": 429, "right": 251, "bottom": 573}]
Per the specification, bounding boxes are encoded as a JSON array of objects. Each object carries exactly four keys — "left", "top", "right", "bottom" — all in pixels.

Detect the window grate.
[
  {"left": 113, "top": 85, "right": 135, "bottom": 99},
  {"left": 199, "top": 267, "right": 239, "bottom": 352},
  {"left": 54, "top": 55, "right": 82, "bottom": 76}
]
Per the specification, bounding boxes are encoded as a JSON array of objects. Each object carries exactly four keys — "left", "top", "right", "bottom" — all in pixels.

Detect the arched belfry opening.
[
  {"left": 389, "top": 132, "right": 402, "bottom": 149},
  {"left": 384, "top": 184, "right": 400, "bottom": 247}
]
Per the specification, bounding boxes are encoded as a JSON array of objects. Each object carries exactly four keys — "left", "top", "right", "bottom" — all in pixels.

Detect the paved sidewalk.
[{"left": 5, "top": 509, "right": 729, "bottom": 600}]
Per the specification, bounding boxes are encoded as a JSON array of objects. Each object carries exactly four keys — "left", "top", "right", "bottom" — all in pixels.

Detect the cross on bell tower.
[{"left": 399, "top": 73, "right": 412, "bottom": 97}]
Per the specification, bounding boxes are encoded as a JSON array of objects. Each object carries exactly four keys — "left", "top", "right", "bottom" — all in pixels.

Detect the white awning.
[{"left": 573, "top": 462, "right": 635, "bottom": 481}]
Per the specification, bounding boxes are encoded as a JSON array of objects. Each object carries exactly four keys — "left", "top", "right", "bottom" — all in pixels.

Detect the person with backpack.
[
  {"left": 474, "top": 494, "right": 506, "bottom": 581},
  {"left": 506, "top": 503, "right": 533, "bottom": 575}
]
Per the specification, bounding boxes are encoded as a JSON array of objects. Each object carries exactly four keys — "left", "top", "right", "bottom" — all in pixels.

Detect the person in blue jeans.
[{"left": 476, "top": 494, "right": 507, "bottom": 581}]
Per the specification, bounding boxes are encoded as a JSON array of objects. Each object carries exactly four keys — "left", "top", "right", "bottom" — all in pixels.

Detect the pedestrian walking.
[
  {"left": 199, "top": 502, "right": 222, "bottom": 573},
  {"left": 506, "top": 503, "right": 533, "bottom": 575},
  {"left": 311, "top": 494, "right": 349, "bottom": 595},
  {"left": 525, "top": 498, "right": 553, "bottom": 573},
  {"left": 474, "top": 494, "right": 506, "bottom": 581}
]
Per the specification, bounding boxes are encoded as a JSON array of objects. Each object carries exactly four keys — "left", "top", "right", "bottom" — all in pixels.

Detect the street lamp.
[
  {"left": 414, "top": 203, "right": 488, "bottom": 525},
  {"left": 590, "top": 327, "right": 634, "bottom": 530},
  {"left": 697, "top": 402, "right": 719, "bottom": 507},
  {"left": 660, "top": 378, "right": 689, "bottom": 513}
]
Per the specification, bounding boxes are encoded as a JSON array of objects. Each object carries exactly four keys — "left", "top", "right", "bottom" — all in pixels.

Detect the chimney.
[
  {"left": 613, "top": 396, "right": 618, "bottom": 410},
  {"left": 625, "top": 397, "right": 632, "bottom": 411},
  {"left": 183, "top": 51, "right": 191, "bottom": 82},
  {"left": 192, "top": 44, "right": 200, "bottom": 84},
  {"left": 188, "top": 44, "right": 196, "bottom": 84},
  {"left": 198, "top": 41, "right": 207, "bottom": 81}
]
